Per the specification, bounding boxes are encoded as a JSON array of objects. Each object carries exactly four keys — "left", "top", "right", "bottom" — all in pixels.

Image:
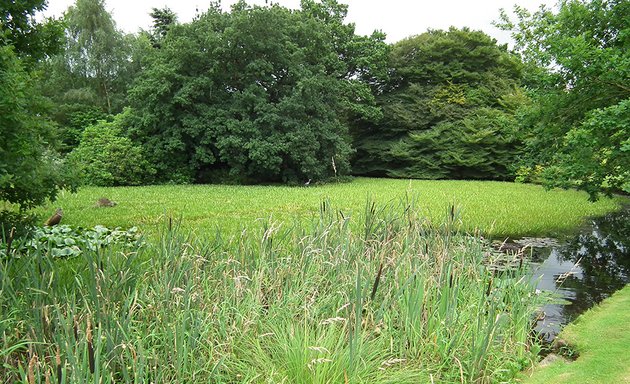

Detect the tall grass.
[
  {"left": 34, "top": 177, "right": 623, "bottom": 238},
  {"left": 2, "top": 200, "right": 541, "bottom": 383}
]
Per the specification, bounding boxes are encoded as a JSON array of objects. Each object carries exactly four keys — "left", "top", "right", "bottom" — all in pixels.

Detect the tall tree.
[
  {"left": 498, "top": 0, "right": 630, "bottom": 198},
  {"left": 127, "top": 0, "right": 388, "bottom": 184},
  {"left": 352, "top": 28, "right": 525, "bottom": 180},
  {"left": 61, "top": 0, "right": 130, "bottom": 113},
  {"left": 38, "top": 0, "right": 142, "bottom": 151}
]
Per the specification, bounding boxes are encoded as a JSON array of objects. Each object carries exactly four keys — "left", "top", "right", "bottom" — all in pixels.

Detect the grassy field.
[
  {"left": 520, "top": 285, "right": 630, "bottom": 384},
  {"left": 3, "top": 178, "right": 627, "bottom": 383},
  {"left": 35, "top": 178, "right": 622, "bottom": 238}
]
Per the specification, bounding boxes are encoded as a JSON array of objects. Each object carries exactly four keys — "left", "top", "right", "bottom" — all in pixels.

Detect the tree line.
[{"left": 1, "top": 0, "right": 628, "bottom": 213}]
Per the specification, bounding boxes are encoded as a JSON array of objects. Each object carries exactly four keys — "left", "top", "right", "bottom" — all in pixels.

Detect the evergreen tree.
[{"left": 353, "top": 28, "right": 525, "bottom": 180}]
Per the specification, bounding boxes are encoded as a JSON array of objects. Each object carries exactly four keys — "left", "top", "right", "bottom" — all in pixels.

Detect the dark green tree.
[
  {"left": 149, "top": 6, "right": 177, "bottom": 48},
  {"left": 0, "top": 0, "right": 64, "bottom": 65},
  {"left": 127, "top": 0, "right": 387, "bottom": 184},
  {"left": 352, "top": 28, "right": 525, "bottom": 180},
  {"left": 498, "top": 0, "right": 630, "bottom": 198}
]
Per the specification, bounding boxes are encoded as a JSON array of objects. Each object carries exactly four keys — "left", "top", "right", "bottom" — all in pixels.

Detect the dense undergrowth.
[{"left": 1, "top": 200, "right": 543, "bottom": 383}]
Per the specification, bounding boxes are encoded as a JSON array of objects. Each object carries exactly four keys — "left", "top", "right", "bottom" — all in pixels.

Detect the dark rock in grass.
[{"left": 96, "top": 197, "right": 117, "bottom": 207}]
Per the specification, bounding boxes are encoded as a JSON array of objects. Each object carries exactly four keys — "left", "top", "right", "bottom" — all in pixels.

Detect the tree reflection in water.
[
  {"left": 533, "top": 208, "right": 630, "bottom": 340},
  {"left": 558, "top": 209, "right": 629, "bottom": 313}
]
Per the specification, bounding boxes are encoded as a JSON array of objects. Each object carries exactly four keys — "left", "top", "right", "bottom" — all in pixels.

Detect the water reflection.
[{"left": 531, "top": 208, "right": 630, "bottom": 340}]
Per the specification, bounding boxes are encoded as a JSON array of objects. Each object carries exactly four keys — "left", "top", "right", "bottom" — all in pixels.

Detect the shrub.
[{"left": 68, "top": 111, "right": 154, "bottom": 186}]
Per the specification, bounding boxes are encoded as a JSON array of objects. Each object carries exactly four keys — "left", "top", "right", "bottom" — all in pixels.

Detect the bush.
[
  {"left": 68, "top": 111, "right": 154, "bottom": 186},
  {"left": 0, "top": 45, "right": 73, "bottom": 209}
]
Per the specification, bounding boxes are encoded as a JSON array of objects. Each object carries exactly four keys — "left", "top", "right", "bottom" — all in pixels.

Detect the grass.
[
  {"left": 2, "top": 201, "right": 543, "bottom": 383},
  {"left": 34, "top": 178, "right": 622, "bottom": 238},
  {"left": 520, "top": 285, "right": 630, "bottom": 384},
  {"left": 3, "top": 178, "right": 626, "bottom": 382}
]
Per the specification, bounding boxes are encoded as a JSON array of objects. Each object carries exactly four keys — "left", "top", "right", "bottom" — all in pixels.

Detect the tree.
[
  {"left": 62, "top": 0, "right": 131, "bottom": 113},
  {"left": 0, "top": 0, "right": 64, "bottom": 65},
  {"left": 127, "top": 0, "right": 387, "bottom": 184},
  {"left": 352, "top": 28, "right": 525, "bottom": 180},
  {"left": 498, "top": 0, "right": 630, "bottom": 198},
  {"left": 149, "top": 6, "right": 177, "bottom": 48},
  {"left": 0, "top": 43, "right": 70, "bottom": 209},
  {"left": 38, "top": 0, "right": 144, "bottom": 152}
]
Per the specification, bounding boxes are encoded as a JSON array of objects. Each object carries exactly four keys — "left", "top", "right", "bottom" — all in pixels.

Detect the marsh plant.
[
  {"left": 1, "top": 201, "right": 542, "bottom": 383},
  {"left": 1, "top": 225, "right": 143, "bottom": 259}
]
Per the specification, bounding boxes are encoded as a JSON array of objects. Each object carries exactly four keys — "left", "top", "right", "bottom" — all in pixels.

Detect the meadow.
[
  {"left": 2, "top": 178, "right": 625, "bottom": 383},
  {"left": 36, "top": 178, "right": 622, "bottom": 238},
  {"left": 3, "top": 200, "right": 542, "bottom": 383}
]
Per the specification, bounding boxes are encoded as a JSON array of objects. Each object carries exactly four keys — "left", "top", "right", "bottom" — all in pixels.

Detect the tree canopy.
[
  {"left": 0, "top": 1, "right": 71, "bottom": 210},
  {"left": 0, "top": 0, "right": 64, "bottom": 64},
  {"left": 3, "top": 0, "right": 626, "bottom": 203},
  {"left": 499, "top": 0, "right": 630, "bottom": 198},
  {"left": 352, "top": 28, "right": 525, "bottom": 180},
  {"left": 126, "top": 0, "right": 388, "bottom": 184}
]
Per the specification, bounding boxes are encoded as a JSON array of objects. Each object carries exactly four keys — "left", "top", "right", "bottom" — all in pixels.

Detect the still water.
[{"left": 528, "top": 208, "right": 630, "bottom": 341}]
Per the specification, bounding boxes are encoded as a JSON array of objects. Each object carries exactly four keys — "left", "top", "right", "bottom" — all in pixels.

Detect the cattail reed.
[
  {"left": 0, "top": 199, "right": 542, "bottom": 383},
  {"left": 56, "top": 346, "right": 61, "bottom": 384},
  {"left": 87, "top": 318, "right": 95, "bottom": 374},
  {"left": 28, "top": 354, "right": 36, "bottom": 384},
  {"left": 370, "top": 262, "right": 384, "bottom": 301}
]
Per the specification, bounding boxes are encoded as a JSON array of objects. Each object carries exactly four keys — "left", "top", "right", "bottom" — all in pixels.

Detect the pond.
[{"left": 526, "top": 208, "right": 630, "bottom": 341}]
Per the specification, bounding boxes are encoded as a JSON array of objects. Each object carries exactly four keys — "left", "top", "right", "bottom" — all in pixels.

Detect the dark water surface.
[{"left": 528, "top": 208, "right": 630, "bottom": 341}]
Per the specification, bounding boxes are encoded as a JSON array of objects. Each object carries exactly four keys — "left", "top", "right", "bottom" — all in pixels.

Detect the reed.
[{"left": 1, "top": 200, "right": 542, "bottom": 383}]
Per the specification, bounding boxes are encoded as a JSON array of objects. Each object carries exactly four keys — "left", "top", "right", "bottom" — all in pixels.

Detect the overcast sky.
[{"left": 43, "top": 0, "right": 557, "bottom": 44}]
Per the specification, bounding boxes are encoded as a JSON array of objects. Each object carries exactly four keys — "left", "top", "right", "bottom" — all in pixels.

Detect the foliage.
[
  {"left": 0, "top": 224, "right": 142, "bottom": 259},
  {"left": 34, "top": 178, "right": 622, "bottom": 239},
  {"left": 0, "top": 0, "right": 64, "bottom": 65},
  {"left": 61, "top": 0, "right": 132, "bottom": 113},
  {"left": 498, "top": 0, "right": 630, "bottom": 199},
  {"left": 148, "top": 6, "right": 177, "bottom": 48},
  {"left": 352, "top": 28, "right": 526, "bottom": 180},
  {"left": 0, "top": 202, "right": 542, "bottom": 382},
  {"left": 37, "top": 0, "right": 142, "bottom": 153},
  {"left": 68, "top": 112, "right": 154, "bottom": 186},
  {"left": 127, "top": 0, "right": 388, "bottom": 184},
  {"left": 541, "top": 99, "right": 630, "bottom": 198},
  {"left": 59, "top": 105, "right": 112, "bottom": 152},
  {"left": 0, "top": 210, "right": 38, "bottom": 242},
  {"left": 0, "top": 44, "right": 73, "bottom": 209}
]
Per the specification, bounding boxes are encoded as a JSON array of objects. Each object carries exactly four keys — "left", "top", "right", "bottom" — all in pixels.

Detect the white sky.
[{"left": 42, "top": 0, "right": 557, "bottom": 44}]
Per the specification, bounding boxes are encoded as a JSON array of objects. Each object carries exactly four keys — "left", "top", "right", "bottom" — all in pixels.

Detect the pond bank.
[
  {"left": 520, "top": 284, "right": 630, "bottom": 383},
  {"left": 528, "top": 207, "right": 630, "bottom": 341}
]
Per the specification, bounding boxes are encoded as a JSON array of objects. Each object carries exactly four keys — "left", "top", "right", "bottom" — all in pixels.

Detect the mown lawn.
[
  {"left": 36, "top": 178, "right": 622, "bottom": 238},
  {"left": 520, "top": 285, "right": 630, "bottom": 384}
]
